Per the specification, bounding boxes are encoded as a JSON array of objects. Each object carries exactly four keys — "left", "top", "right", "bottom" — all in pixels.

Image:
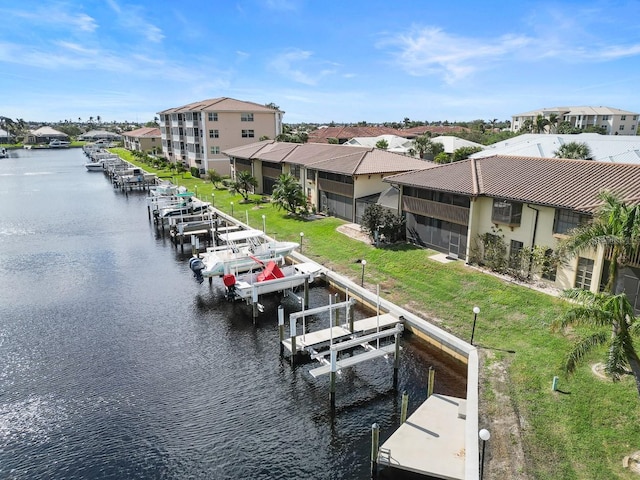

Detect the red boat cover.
[
  {"left": 257, "top": 261, "right": 284, "bottom": 282},
  {"left": 222, "top": 274, "right": 236, "bottom": 287}
]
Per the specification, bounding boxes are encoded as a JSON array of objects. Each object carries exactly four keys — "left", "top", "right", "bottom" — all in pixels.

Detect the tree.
[
  {"left": 433, "top": 152, "right": 450, "bottom": 164},
  {"left": 412, "top": 135, "right": 443, "bottom": 159},
  {"left": 553, "top": 289, "right": 640, "bottom": 397},
  {"left": 519, "top": 119, "right": 534, "bottom": 133},
  {"left": 553, "top": 141, "right": 593, "bottom": 160},
  {"left": 271, "top": 173, "right": 307, "bottom": 215},
  {"left": 548, "top": 113, "right": 559, "bottom": 134},
  {"left": 535, "top": 114, "right": 549, "bottom": 134},
  {"left": 361, "top": 204, "right": 405, "bottom": 244},
  {"left": 230, "top": 170, "right": 258, "bottom": 202},
  {"left": 452, "top": 146, "right": 483, "bottom": 162},
  {"left": 375, "top": 139, "right": 389, "bottom": 150},
  {"left": 206, "top": 169, "right": 223, "bottom": 189},
  {"left": 558, "top": 190, "right": 640, "bottom": 293}
]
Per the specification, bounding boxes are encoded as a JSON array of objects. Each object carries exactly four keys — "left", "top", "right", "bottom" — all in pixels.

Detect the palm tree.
[
  {"left": 553, "top": 142, "right": 593, "bottom": 160},
  {"left": 559, "top": 190, "right": 640, "bottom": 293},
  {"left": 519, "top": 119, "right": 534, "bottom": 133},
  {"left": 535, "top": 114, "right": 550, "bottom": 134},
  {"left": 271, "top": 173, "right": 307, "bottom": 215},
  {"left": 375, "top": 139, "right": 389, "bottom": 150},
  {"left": 553, "top": 289, "right": 640, "bottom": 397},
  {"left": 230, "top": 170, "right": 258, "bottom": 202},
  {"left": 548, "top": 113, "right": 559, "bottom": 134},
  {"left": 412, "top": 134, "right": 434, "bottom": 159}
]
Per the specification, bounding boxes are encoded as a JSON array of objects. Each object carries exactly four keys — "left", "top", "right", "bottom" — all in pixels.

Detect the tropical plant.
[
  {"left": 360, "top": 204, "right": 405, "bottom": 244},
  {"left": 412, "top": 135, "right": 444, "bottom": 160},
  {"left": 519, "top": 119, "right": 534, "bottom": 133},
  {"left": 553, "top": 141, "right": 593, "bottom": 160},
  {"left": 553, "top": 289, "right": 640, "bottom": 397},
  {"left": 558, "top": 190, "right": 640, "bottom": 293},
  {"left": 433, "top": 152, "right": 450, "bottom": 164},
  {"left": 451, "top": 146, "right": 483, "bottom": 162},
  {"left": 535, "top": 114, "right": 550, "bottom": 134},
  {"left": 548, "top": 113, "right": 559, "bottom": 134},
  {"left": 230, "top": 170, "right": 258, "bottom": 202},
  {"left": 271, "top": 173, "right": 307, "bottom": 215},
  {"left": 206, "top": 169, "right": 224, "bottom": 189},
  {"left": 375, "top": 139, "right": 389, "bottom": 150}
]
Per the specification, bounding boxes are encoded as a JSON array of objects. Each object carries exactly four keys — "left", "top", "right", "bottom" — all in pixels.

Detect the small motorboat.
[{"left": 49, "top": 139, "right": 71, "bottom": 148}]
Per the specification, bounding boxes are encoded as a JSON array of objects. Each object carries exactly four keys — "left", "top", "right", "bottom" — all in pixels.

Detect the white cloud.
[{"left": 268, "top": 49, "right": 318, "bottom": 86}]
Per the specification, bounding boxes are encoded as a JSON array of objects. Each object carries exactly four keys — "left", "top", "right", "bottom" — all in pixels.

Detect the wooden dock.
[{"left": 377, "top": 393, "right": 467, "bottom": 480}]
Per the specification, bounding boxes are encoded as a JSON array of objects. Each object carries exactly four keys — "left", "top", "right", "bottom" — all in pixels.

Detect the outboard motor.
[
  {"left": 189, "top": 257, "right": 205, "bottom": 284},
  {"left": 223, "top": 274, "right": 237, "bottom": 301}
]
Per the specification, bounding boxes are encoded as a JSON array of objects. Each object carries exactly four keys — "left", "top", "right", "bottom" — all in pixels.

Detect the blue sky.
[{"left": 2, "top": 0, "right": 640, "bottom": 124}]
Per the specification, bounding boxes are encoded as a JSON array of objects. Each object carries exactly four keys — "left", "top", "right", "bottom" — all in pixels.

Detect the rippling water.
[{"left": 0, "top": 148, "right": 466, "bottom": 479}]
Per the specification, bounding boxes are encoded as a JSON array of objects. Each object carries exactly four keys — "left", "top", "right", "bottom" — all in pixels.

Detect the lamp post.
[
  {"left": 299, "top": 232, "right": 304, "bottom": 253},
  {"left": 230, "top": 201, "right": 234, "bottom": 217},
  {"left": 479, "top": 428, "right": 491, "bottom": 480},
  {"left": 470, "top": 306, "right": 480, "bottom": 345},
  {"left": 211, "top": 193, "right": 215, "bottom": 207},
  {"left": 262, "top": 215, "right": 266, "bottom": 234},
  {"left": 361, "top": 260, "right": 367, "bottom": 287}
]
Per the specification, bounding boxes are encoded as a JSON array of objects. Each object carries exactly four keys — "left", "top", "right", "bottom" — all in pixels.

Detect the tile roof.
[
  {"left": 384, "top": 155, "right": 640, "bottom": 213},
  {"left": 402, "top": 125, "right": 470, "bottom": 136},
  {"left": 223, "top": 141, "right": 435, "bottom": 175},
  {"left": 307, "top": 126, "right": 408, "bottom": 142},
  {"left": 122, "top": 127, "right": 161, "bottom": 138},
  {"left": 513, "top": 105, "right": 639, "bottom": 116},
  {"left": 158, "top": 97, "right": 282, "bottom": 114}
]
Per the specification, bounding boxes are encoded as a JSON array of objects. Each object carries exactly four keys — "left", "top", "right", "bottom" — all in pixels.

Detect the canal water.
[{"left": 0, "top": 148, "right": 466, "bottom": 480}]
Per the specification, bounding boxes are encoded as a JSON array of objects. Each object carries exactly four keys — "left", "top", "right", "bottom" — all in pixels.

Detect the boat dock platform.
[{"left": 377, "top": 393, "right": 466, "bottom": 480}]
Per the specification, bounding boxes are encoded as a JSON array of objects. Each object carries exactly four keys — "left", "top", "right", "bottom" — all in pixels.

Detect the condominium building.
[
  {"left": 158, "top": 97, "right": 284, "bottom": 175},
  {"left": 511, "top": 106, "right": 639, "bottom": 135}
]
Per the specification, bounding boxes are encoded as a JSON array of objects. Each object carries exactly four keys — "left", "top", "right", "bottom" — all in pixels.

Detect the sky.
[{"left": 2, "top": 0, "right": 640, "bottom": 125}]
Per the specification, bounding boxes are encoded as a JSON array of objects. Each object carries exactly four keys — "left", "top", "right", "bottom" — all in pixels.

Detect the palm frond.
[{"left": 564, "top": 331, "right": 609, "bottom": 374}]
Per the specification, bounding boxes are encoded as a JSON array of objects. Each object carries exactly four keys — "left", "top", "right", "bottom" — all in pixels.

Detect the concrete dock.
[{"left": 378, "top": 394, "right": 467, "bottom": 480}]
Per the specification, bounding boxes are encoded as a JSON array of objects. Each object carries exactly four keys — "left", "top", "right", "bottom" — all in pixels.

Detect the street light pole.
[
  {"left": 262, "top": 215, "right": 266, "bottom": 234},
  {"left": 470, "top": 306, "right": 480, "bottom": 345},
  {"left": 361, "top": 260, "right": 367, "bottom": 287},
  {"left": 479, "top": 428, "right": 491, "bottom": 480},
  {"left": 299, "top": 232, "right": 304, "bottom": 253},
  {"left": 230, "top": 201, "right": 234, "bottom": 217}
]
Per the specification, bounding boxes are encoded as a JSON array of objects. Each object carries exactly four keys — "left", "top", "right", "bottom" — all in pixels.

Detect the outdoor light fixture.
[
  {"left": 470, "top": 306, "right": 480, "bottom": 345},
  {"left": 300, "top": 232, "right": 304, "bottom": 253},
  {"left": 230, "top": 202, "right": 234, "bottom": 216},
  {"left": 479, "top": 428, "right": 491, "bottom": 480},
  {"left": 361, "top": 259, "right": 367, "bottom": 287}
]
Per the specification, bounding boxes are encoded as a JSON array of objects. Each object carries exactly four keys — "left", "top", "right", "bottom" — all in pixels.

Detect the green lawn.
[{"left": 117, "top": 148, "right": 640, "bottom": 479}]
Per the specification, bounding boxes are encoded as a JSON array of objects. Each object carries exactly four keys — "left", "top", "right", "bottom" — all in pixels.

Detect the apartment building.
[
  {"left": 122, "top": 127, "right": 161, "bottom": 153},
  {"left": 511, "top": 106, "right": 639, "bottom": 135},
  {"left": 158, "top": 98, "right": 284, "bottom": 175}
]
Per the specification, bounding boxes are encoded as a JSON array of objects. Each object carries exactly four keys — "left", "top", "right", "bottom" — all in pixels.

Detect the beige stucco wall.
[
  {"left": 468, "top": 197, "right": 603, "bottom": 292},
  {"left": 353, "top": 174, "right": 389, "bottom": 199}
]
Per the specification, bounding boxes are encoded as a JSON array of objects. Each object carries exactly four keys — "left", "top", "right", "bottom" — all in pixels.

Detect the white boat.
[
  {"left": 49, "top": 139, "right": 71, "bottom": 148},
  {"left": 85, "top": 161, "right": 104, "bottom": 171},
  {"left": 158, "top": 192, "right": 211, "bottom": 218},
  {"left": 190, "top": 229, "right": 299, "bottom": 279}
]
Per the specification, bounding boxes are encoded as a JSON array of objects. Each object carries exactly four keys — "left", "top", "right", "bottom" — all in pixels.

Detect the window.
[
  {"left": 574, "top": 257, "right": 594, "bottom": 290},
  {"left": 621, "top": 115, "right": 627, "bottom": 120},
  {"left": 553, "top": 209, "right": 589, "bottom": 234},
  {"left": 208, "top": 112, "right": 218, "bottom": 122},
  {"left": 307, "top": 169, "right": 316, "bottom": 181},
  {"left": 209, "top": 129, "right": 219, "bottom": 139},
  {"left": 291, "top": 164, "right": 301, "bottom": 180},
  {"left": 242, "top": 129, "right": 255, "bottom": 138},
  {"left": 620, "top": 125, "right": 625, "bottom": 131},
  {"left": 241, "top": 113, "right": 254, "bottom": 122},
  {"left": 602, "top": 115, "right": 609, "bottom": 120},
  {"left": 492, "top": 199, "right": 522, "bottom": 225},
  {"left": 634, "top": 116, "right": 638, "bottom": 121},
  {"left": 210, "top": 146, "right": 220, "bottom": 155}
]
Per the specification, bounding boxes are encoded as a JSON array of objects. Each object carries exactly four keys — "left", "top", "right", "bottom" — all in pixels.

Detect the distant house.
[
  {"left": 25, "top": 126, "right": 68, "bottom": 145},
  {"left": 79, "top": 130, "right": 122, "bottom": 142},
  {"left": 343, "top": 134, "right": 416, "bottom": 156},
  {"left": 511, "top": 106, "right": 639, "bottom": 135},
  {"left": 158, "top": 97, "right": 284, "bottom": 175},
  {"left": 0, "top": 128, "right": 10, "bottom": 142},
  {"left": 472, "top": 133, "right": 640, "bottom": 164},
  {"left": 402, "top": 125, "right": 470, "bottom": 138},
  {"left": 430, "top": 136, "right": 484, "bottom": 154},
  {"left": 384, "top": 155, "right": 640, "bottom": 312},
  {"left": 307, "top": 126, "right": 407, "bottom": 144},
  {"left": 122, "top": 127, "right": 161, "bottom": 153},
  {"left": 223, "top": 141, "right": 434, "bottom": 223}
]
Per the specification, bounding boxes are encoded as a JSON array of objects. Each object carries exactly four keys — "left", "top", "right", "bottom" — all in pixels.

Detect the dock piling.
[
  {"left": 290, "top": 317, "right": 297, "bottom": 366},
  {"left": 400, "top": 391, "right": 409, "bottom": 424},
  {"left": 370, "top": 423, "right": 380, "bottom": 479},
  {"left": 427, "top": 366, "right": 435, "bottom": 398},
  {"left": 329, "top": 350, "right": 337, "bottom": 410},
  {"left": 278, "top": 305, "right": 285, "bottom": 355}
]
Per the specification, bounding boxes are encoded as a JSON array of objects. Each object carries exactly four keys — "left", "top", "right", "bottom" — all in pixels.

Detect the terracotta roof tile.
[
  {"left": 385, "top": 155, "right": 640, "bottom": 213},
  {"left": 158, "top": 97, "right": 282, "bottom": 114},
  {"left": 122, "top": 127, "right": 161, "bottom": 138}
]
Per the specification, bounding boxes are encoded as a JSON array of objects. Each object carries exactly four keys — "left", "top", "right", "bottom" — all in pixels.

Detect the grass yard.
[{"left": 119, "top": 149, "right": 640, "bottom": 479}]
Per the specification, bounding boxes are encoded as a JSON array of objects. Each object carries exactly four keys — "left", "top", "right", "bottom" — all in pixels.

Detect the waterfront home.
[
  {"left": 224, "top": 140, "right": 433, "bottom": 223},
  {"left": 25, "top": 126, "right": 69, "bottom": 145},
  {"left": 122, "top": 127, "right": 161, "bottom": 154},
  {"left": 306, "top": 125, "right": 408, "bottom": 144},
  {"left": 158, "top": 97, "right": 284, "bottom": 176},
  {"left": 384, "top": 155, "right": 640, "bottom": 311},
  {"left": 78, "top": 130, "right": 122, "bottom": 143}
]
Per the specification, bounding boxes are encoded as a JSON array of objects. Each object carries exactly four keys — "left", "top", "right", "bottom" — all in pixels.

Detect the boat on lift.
[{"left": 189, "top": 229, "right": 299, "bottom": 280}]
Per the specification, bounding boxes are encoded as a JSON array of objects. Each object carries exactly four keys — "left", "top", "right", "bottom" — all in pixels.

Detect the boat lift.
[{"left": 280, "top": 290, "right": 403, "bottom": 408}]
